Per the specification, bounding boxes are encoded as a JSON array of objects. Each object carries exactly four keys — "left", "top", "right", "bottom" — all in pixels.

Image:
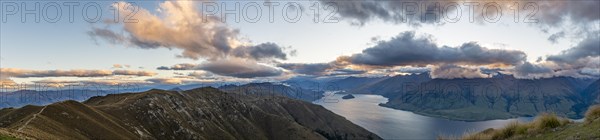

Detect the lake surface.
[{"left": 313, "top": 92, "right": 533, "bottom": 139}]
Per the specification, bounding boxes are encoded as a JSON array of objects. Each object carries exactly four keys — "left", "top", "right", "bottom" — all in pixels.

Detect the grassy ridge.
[{"left": 444, "top": 105, "right": 600, "bottom": 140}]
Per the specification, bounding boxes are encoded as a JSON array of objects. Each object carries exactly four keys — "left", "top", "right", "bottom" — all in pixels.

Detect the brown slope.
[
  {"left": 0, "top": 87, "right": 381, "bottom": 140},
  {"left": 1, "top": 100, "right": 138, "bottom": 140}
]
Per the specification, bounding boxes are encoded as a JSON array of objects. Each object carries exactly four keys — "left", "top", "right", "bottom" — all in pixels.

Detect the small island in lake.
[{"left": 342, "top": 94, "right": 355, "bottom": 99}]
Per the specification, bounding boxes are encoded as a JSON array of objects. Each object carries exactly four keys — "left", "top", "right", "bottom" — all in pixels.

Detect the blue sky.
[{"left": 1, "top": 0, "right": 599, "bottom": 85}]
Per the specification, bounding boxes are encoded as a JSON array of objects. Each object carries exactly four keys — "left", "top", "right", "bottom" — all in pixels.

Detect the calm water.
[{"left": 313, "top": 92, "right": 533, "bottom": 139}]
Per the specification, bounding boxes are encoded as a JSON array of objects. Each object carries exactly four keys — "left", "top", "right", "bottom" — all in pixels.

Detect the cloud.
[
  {"left": 146, "top": 78, "right": 184, "bottom": 85},
  {"left": 232, "top": 42, "right": 289, "bottom": 60},
  {"left": 278, "top": 63, "right": 334, "bottom": 76},
  {"left": 509, "top": 35, "right": 600, "bottom": 79},
  {"left": 278, "top": 31, "right": 528, "bottom": 78},
  {"left": 156, "top": 63, "right": 198, "bottom": 70},
  {"left": 156, "top": 66, "right": 170, "bottom": 70},
  {"left": 157, "top": 60, "right": 284, "bottom": 78},
  {"left": 112, "top": 64, "right": 130, "bottom": 69},
  {"left": 89, "top": 1, "right": 290, "bottom": 61},
  {"left": 512, "top": 62, "right": 555, "bottom": 79},
  {"left": 346, "top": 31, "right": 527, "bottom": 67},
  {"left": 276, "top": 31, "right": 595, "bottom": 80},
  {"left": 581, "top": 67, "right": 600, "bottom": 76},
  {"left": 328, "top": 69, "right": 367, "bottom": 76},
  {"left": 318, "top": 0, "right": 460, "bottom": 26},
  {"left": 188, "top": 71, "right": 216, "bottom": 79},
  {"left": 547, "top": 35, "right": 600, "bottom": 64},
  {"left": 112, "top": 70, "right": 157, "bottom": 76},
  {"left": 88, "top": 27, "right": 127, "bottom": 44},
  {"left": 197, "top": 59, "right": 283, "bottom": 78},
  {"left": 321, "top": 1, "right": 599, "bottom": 27},
  {"left": 0, "top": 79, "right": 17, "bottom": 86},
  {"left": 547, "top": 31, "right": 566, "bottom": 43},
  {"left": 394, "top": 66, "right": 431, "bottom": 74},
  {"left": 112, "top": 64, "right": 123, "bottom": 69},
  {"left": 430, "top": 64, "right": 489, "bottom": 79},
  {"left": 535, "top": 1, "right": 600, "bottom": 27},
  {"left": 31, "top": 79, "right": 148, "bottom": 87},
  {"left": 0, "top": 68, "right": 157, "bottom": 78}
]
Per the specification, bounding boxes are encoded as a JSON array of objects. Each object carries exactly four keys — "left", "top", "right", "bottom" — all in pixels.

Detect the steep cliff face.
[
  {"left": 379, "top": 75, "right": 597, "bottom": 121},
  {"left": 0, "top": 87, "right": 381, "bottom": 140}
]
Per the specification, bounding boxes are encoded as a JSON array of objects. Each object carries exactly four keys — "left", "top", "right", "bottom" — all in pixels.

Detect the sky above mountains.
[{"left": 1, "top": 0, "right": 599, "bottom": 86}]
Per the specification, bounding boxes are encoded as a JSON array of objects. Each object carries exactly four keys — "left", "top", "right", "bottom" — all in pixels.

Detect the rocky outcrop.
[{"left": 342, "top": 94, "right": 355, "bottom": 99}]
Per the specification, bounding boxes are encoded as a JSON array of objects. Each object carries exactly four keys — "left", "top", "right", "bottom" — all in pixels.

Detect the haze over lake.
[{"left": 314, "top": 92, "right": 533, "bottom": 139}]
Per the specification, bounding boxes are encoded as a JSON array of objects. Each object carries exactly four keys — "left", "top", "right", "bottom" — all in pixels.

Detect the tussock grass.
[
  {"left": 454, "top": 106, "right": 600, "bottom": 140},
  {"left": 531, "top": 113, "right": 566, "bottom": 130},
  {"left": 461, "top": 132, "right": 492, "bottom": 140},
  {"left": 457, "top": 113, "right": 570, "bottom": 140},
  {"left": 585, "top": 105, "right": 600, "bottom": 124},
  {"left": 490, "top": 121, "right": 533, "bottom": 140}
]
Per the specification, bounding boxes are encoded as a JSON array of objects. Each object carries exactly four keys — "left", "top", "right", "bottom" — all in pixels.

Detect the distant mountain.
[
  {"left": 379, "top": 74, "right": 598, "bottom": 121},
  {"left": 348, "top": 73, "right": 432, "bottom": 98},
  {"left": 0, "top": 89, "right": 133, "bottom": 109},
  {"left": 582, "top": 79, "right": 600, "bottom": 104},
  {"left": 0, "top": 87, "right": 381, "bottom": 140},
  {"left": 329, "top": 76, "right": 389, "bottom": 91},
  {"left": 219, "top": 82, "right": 324, "bottom": 102},
  {"left": 282, "top": 76, "right": 345, "bottom": 91},
  {"left": 169, "top": 87, "right": 185, "bottom": 92}
]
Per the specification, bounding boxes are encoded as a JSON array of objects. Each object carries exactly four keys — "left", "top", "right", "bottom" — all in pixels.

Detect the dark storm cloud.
[
  {"left": 535, "top": 1, "right": 600, "bottom": 27},
  {"left": 232, "top": 43, "right": 289, "bottom": 60},
  {"left": 513, "top": 62, "right": 554, "bottom": 79},
  {"left": 318, "top": 0, "right": 457, "bottom": 26},
  {"left": 347, "top": 31, "right": 527, "bottom": 67},
  {"left": 156, "top": 66, "right": 170, "bottom": 70},
  {"left": 321, "top": 0, "right": 599, "bottom": 27},
  {"left": 328, "top": 69, "right": 367, "bottom": 76},
  {"left": 546, "top": 35, "right": 600, "bottom": 63}
]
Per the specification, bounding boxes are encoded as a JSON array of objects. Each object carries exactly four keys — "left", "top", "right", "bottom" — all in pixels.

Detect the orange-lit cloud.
[{"left": 0, "top": 68, "right": 157, "bottom": 78}]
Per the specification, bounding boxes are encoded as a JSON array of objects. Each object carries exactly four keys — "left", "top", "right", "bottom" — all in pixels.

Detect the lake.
[{"left": 313, "top": 92, "right": 533, "bottom": 139}]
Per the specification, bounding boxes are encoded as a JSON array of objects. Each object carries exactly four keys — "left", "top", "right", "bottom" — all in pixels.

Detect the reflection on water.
[{"left": 313, "top": 92, "right": 533, "bottom": 139}]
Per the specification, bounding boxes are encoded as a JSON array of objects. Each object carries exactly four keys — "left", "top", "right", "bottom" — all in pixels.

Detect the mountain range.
[
  {"left": 0, "top": 87, "right": 381, "bottom": 139},
  {"left": 333, "top": 73, "right": 600, "bottom": 121},
  {"left": 218, "top": 82, "right": 324, "bottom": 102}
]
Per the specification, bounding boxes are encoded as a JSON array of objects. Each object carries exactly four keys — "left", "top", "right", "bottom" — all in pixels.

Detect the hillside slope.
[
  {"left": 455, "top": 105, "right": 600, "bottom": 140},
  {"left": 582, "top": 79, "right": 600, "bottom": 104},
  {"left": 0, "top": 87, "right": 380, "bottom": 140},
  {"left": 379, "top": 75, "right": 597, "bottom": 121}
]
